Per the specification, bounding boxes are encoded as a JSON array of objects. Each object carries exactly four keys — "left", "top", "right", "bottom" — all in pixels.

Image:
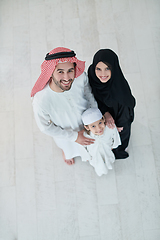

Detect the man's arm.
[
  {"left": 33, "top": 107, "right": 95, "bottom": 145},
  {"left": 32, "top": 102, "right": 78, "bottom": 142}
]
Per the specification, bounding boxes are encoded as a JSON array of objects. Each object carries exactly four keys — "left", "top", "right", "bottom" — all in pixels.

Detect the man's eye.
[{"left": 58, "top": 71, "right": 63, "bottom": 74}]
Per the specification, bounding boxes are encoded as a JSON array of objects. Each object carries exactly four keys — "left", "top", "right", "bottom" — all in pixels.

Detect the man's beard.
[{"left": 52, "top": 76, "right": 74, "bottom": 91}]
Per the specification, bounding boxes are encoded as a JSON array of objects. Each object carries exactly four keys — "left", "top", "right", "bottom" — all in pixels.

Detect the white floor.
[{"left": 0, "top": 0, "right": 160, "bottom": 239}]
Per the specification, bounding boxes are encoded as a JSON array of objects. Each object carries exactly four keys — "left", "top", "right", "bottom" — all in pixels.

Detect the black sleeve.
[
  {"left": 95, "top": 97, "right": 110, "bottom": 115},
  {"left": 115, "top": 104, "right": 132, "bottom": 126}
]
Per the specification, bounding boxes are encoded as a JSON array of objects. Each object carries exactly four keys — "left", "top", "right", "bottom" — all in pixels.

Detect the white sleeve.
[
  {"left": 112, "top": 127, "right": 121, "bottom": 149},
  {"left": 83, "top": 72, "right": 98, "bottom": 108},
  {"left": 32, "top": 102, "right": 78, "bottom": 142}
]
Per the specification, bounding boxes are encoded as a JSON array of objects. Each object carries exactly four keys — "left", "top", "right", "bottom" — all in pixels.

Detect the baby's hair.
[{"left": 84, "top": 125, "right": 90, "bottom": 135}]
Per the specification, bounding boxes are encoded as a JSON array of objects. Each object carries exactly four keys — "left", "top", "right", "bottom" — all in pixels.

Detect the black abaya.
[{"left": 88, "top": 49, "right": 136, "bottom": 159}]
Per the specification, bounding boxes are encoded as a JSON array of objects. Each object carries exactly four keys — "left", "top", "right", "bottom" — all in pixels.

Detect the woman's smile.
[
  {"left": 99, "top": 76, "right": 109, "bottom": 81},
  {"left": 95, "top": 61, "right": 111, "bottom": 83}
]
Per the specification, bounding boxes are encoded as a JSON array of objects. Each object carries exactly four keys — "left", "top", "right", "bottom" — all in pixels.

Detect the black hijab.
[{"left": 88, "top": 49, "right": 135, "bottom": 109}]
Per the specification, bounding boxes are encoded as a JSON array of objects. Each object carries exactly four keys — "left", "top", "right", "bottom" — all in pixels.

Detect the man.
[{"left": 31, "top": 47, "right": 97, "bottom": 165}]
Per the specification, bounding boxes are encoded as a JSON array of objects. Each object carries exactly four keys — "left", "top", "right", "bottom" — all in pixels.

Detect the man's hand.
[
  {"left": 75, "top": 129, "right": 95, "bottom": 145},
  {"left": 104, "top": 112, "right": 115, "bottom": 129}
]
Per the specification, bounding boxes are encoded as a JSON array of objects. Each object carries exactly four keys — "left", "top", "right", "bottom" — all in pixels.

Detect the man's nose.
[{"left": 63, "top": 73, "right": 70, "bottom": 80}]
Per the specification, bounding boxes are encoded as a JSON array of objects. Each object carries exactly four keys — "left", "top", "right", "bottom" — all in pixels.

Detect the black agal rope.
[{"left": 45, "top": 51, "right": 76, "bottom": 60}]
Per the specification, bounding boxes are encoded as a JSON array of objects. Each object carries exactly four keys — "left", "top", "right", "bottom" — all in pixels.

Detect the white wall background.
[{"left": 0, "top": 0, "right": 160, "bottom": 239}]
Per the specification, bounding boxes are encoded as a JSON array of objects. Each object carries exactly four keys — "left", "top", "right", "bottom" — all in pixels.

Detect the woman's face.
[{"left": 95, "top": 61, "right": 111, "bottom": 83}]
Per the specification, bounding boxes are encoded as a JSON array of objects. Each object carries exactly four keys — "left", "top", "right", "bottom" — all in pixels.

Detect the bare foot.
[
  {"left": 64, "top": 159, "right": 75, "bottom": 165},
  {"left": 62, "top": 151, "right": 75, "bottom": 165}
]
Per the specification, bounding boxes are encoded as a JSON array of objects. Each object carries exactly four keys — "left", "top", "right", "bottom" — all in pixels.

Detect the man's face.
[{"left": 52, "top": 62, "right": 75, "bottom": 92}]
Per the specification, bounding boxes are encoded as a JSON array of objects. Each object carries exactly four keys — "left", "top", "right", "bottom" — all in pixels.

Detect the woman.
[{"left": 88, "top": 49, "right": 136, "bottom": 159}]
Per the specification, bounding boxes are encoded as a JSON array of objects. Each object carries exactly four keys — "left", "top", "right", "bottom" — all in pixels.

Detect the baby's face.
[{"left": 87, "top": 118, "right": 105, "bottom": 135}]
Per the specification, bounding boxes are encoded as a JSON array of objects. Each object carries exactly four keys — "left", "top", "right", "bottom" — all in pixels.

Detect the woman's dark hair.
[{"left": 102, "top": 61, "right": 112, "bottom": 71}]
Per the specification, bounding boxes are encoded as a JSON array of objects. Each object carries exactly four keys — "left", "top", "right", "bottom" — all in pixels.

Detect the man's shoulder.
[
  {"left": 33, "top": 84, "right": 53, "bottom": 106},
  {"left": 76, "top": 71, "right": 87, "bottom": 81},
  {"left": 73, "top": 72, "right": 87, "bottom": 87}
]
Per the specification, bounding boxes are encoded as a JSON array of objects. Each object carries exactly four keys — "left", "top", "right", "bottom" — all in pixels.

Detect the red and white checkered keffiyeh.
[{"left": 31, "top": 47, "right": 85, "bottom": 97}]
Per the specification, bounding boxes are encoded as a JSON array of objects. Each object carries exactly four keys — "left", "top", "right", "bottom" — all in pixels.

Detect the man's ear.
[{"left": 84, "top": 125, "right": 89, "bottom": 131}]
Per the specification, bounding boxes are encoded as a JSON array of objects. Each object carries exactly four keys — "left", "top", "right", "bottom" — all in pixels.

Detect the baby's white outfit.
[{"left": 84, "top": 126, "right": 121, "bottom": 176}]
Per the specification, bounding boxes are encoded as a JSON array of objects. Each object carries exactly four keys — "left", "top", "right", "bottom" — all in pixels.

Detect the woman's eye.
[
  {"left": 106, "top": 67, "right": 110, "bottom": 70},
  {"left": 96, "top": 68, "right": 101, "bottom": 71}
]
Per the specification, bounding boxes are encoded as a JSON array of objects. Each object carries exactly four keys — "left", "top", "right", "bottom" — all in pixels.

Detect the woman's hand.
[
  {"left": 117, "top": 127, "right": 123, "bottom": 132},
  {"left": 75, "top": 129, "right": 95, "bottom": 145},
  {"left": 104, "top": 112, "right": 115, "bottom": 129}
]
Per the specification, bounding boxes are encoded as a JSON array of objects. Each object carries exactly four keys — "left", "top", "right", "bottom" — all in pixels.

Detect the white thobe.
[
  {"left": 84, "top": 126, "right": 121, "bottom": 176},
  {"left": 32, "top": 72, "right": 97, "bottom": 160}
]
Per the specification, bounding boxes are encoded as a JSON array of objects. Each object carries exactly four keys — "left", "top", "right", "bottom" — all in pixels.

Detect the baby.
[{"left": 82, "top": 108, "right": 121, "bottom": 176}]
